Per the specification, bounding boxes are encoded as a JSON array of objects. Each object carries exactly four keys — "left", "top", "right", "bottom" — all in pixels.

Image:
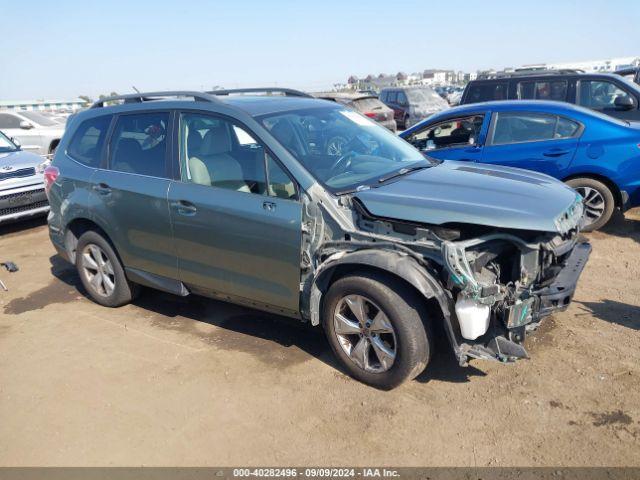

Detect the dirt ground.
[{"left": 0, "top": 210, "right": 639, "bottom": 467}]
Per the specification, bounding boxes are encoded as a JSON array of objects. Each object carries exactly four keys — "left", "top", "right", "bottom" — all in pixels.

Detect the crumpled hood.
[{"left": 354, "top": 160, "right": 580, "bottom": 233}]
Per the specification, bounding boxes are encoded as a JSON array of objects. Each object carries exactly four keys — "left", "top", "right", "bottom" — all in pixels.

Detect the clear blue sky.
[{"left": 2, "top": 0, "right": 639, "bottom": 100}]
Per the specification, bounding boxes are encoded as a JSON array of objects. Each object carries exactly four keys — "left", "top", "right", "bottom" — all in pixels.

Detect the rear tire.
[
  {"left": 75, "top": 230, "right": 139, "bottom": 307},
  {"left": 322, "top": 271, "right": 431, "bottom": 390},
  {"left": 566, "top": 177, "right": 615, "bottom": 232}
]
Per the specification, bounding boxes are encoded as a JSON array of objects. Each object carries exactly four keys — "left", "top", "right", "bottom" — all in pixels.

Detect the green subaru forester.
[{"left": 46, "top": 89, "right": 590, "bottom": 389}]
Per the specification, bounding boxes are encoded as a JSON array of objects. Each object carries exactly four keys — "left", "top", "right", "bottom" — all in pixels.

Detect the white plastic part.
[{"left": 455, "top": 296, "right": 491, "bottom": 340}]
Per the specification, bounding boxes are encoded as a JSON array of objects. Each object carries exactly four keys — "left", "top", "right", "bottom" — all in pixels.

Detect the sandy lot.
[{"left": 0, "top": 210, "right": 639, "bottom": 467}]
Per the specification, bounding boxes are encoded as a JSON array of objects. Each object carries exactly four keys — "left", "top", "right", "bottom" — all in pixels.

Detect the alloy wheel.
[
  {"left": 333, "top": 294, "right": 397, "bottom": 373},
  {"left": 575, "top": 186, "right": 605, "bottom": 226},
  {"left": 80, "top": 243, "right": 116, "bottom": 297}
]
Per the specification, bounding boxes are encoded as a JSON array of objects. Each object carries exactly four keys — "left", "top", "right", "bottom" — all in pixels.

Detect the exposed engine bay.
[{"left": 300, "top": 184, "right": 591, "bottom": 366}]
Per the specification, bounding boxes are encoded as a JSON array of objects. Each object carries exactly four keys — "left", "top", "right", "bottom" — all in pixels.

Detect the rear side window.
[
  {"left": 67, "top": 115, "right": 112, "bottom": 167},
  {"left": 517, "top": 81, "right": 568, "bottom": 101},
  {"left": 108, "top": 112, "right": 169, "bottom": 177},
  {"left": 466, "top": 82, "right": 509, "bottom": 103},
  {"left": 492, "top": 112, "right": 580, "bottom": 145}
]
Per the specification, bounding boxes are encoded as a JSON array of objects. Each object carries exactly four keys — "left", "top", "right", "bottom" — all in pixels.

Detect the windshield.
[
  {"left": 259, "top": 106, "right": 432, "bottom": 193},
  {"left": 19, "top": 111, "right": 58, "bottom": 127},
  {"left": 406, "top": 88, "right": 447, "bottom": 106},
  {"left": 0, "top": 131, "right": 18, "bottom": 152}
]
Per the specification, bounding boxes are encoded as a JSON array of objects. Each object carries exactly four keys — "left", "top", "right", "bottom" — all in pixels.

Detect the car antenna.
[{"left": 132, "top": 86, "right": 140, "bottom": 93}]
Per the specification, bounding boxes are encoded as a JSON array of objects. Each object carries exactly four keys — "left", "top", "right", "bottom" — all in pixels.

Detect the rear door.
[
  {"left": 167, "top": 111, "right": 303, "bottom": 315},
  {"left": 91, "top": 110, "right": 177, "bottom": 279},
  {"left": 480, "top": 111, "right": 581, "bottom": 178}
]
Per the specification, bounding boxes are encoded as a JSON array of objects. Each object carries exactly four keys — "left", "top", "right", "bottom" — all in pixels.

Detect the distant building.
[
  {"left": 521, "top": 56, "right": 640, "bottom": 73},
  {"left": 0, "top": 98, "right": 89, "bottom": 112}
]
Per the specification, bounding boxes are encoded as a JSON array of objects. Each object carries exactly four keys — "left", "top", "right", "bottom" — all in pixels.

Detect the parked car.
[
  {"left": 615, "top": 66, "right": 640, "bottom": 86},
  {"left": 380, "top": 86, "right": 449, "bottom": 129},
  {"left": 46, "top": 89, "right": 590, "bottom": 389},
  {"left": 400, "top": 100, "right": 640, "bottom": 231},
  {"left": 460, "top": 72, "right": 640, "bottom": 122},
  {"left": 313, "top": 92, "right": 397, "bottom": 132},
  {"left": 0, "top": 110, "right": 65, "bottom": 156},
  {"left": 0, "top": 130, "right": 50, "bottom": 224},
  {"left": 447, "top": 89, "right": 463, "bottom": 106}
]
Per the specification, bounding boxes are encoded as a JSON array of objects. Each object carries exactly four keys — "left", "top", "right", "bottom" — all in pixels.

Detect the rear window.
[
  {"left": 465, "top": 82, "right": 509, "bottom": 103},
  {"left": 67, "top": 115, "right": 112, "bottom": 167},
  {"left": 352, "top": 97, "right": 385, "bottom": 111}
]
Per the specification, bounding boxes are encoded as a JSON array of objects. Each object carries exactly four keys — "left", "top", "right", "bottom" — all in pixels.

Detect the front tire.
[
  {"left": 322, "top": 271, "right": 431, "bottom": 390},
  {"left": 566, "top": 178, "right": 615, "bottom": 232},
  {"left": 75, "top": 230, "right": 139, "bottom": 307}
]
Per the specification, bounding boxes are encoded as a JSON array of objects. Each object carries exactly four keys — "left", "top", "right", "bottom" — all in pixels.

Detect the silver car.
[
  {"left": 0, "top": 130, "right": 50, "bottom": 224},
  {"left": 0, "top": 110, "right": 65, "bottom": 156}
]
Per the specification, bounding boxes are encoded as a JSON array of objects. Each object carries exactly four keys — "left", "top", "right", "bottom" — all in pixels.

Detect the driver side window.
[
  {"left": 179, "top": 112, "right": 297, "bottom": 199},
  {"left": 407, "top": 115, "right": 484, "bottom": 151}
]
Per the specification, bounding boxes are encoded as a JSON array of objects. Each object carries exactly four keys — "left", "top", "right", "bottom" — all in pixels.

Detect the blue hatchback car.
[{"left": 400, "top": 100, "right": 640, "bottom": 230}]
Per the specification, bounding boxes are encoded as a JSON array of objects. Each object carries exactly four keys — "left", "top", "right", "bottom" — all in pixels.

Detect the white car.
[
  {"left": 0, "top": 110, "right": 65, "bottom": 156},
  {"left": 0, "top": 130, "right": 50, "bottom": 224}
]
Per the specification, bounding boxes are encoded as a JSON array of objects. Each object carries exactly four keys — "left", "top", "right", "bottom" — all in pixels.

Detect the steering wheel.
[{"left": 328, "top": 151, "right": 356, "bottom": 177}]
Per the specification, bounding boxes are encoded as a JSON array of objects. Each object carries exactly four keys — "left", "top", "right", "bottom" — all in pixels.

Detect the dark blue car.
[{"left": 400, "top": 100, "right": 640, "bottom": 230}]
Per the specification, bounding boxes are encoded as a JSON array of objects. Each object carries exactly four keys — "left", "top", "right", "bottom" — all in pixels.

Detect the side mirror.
[
  {"left": 19, "top": 120, "right": 34, "bottom": 130},
  {"left": 614, "top": 95, "right": 635, "bottom": 110},
  {"left": 425, "top": 139, "right": 436, "bottom": 150}
]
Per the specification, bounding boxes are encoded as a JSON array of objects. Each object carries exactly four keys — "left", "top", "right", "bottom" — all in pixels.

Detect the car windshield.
[
  {"left": 406, "top": 88, "right": 447, "bottom": 106},
  {"left": 259, "top": 106, "right": 432, "bottom": 193},
  {"left": 19, "top": 111, "right": 58, "bottom": 127},
  {"left": 0, "top": 131, "right": 18, "bottom": 152}
]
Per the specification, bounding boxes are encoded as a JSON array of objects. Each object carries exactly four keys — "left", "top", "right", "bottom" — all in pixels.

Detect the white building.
[
  {"left": 0, "top": 98, "right": 88, "bottom": 112},
  {"left": 521, "top": 56, "right": 640, "bottom": 73}
]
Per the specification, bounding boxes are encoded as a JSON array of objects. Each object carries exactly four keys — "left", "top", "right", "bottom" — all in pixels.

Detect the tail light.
[
  {"left": 364, "top": 112, "right": 377, "bottom": 119},
  {"left": 44, "top": 165, "right": 60, "bottom": 197}
]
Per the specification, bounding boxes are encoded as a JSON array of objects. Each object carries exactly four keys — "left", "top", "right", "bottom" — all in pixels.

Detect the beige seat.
[{"left": 188, "top": 125, "right": 250, "bottom": 192}]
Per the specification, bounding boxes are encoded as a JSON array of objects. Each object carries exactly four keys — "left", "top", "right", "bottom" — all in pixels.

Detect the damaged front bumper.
[{"left": 444, "top": 236, "right": 591, "bottom": 365}]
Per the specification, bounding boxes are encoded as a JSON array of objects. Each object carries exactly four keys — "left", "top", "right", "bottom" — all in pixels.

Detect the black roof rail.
[
  {"left": 476, "top": 68, "right": 585, "bottom": 80},
  {"left": 207, "top": 88, "right": 312, "bottom": 98},
  {"left": 91, "top": 91, "right": 219, "bottom": 108}
]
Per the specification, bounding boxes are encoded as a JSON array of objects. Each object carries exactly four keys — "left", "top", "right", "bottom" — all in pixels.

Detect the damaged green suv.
[{"left": 46, "top": 89, "right": 591, "bottom": 389}]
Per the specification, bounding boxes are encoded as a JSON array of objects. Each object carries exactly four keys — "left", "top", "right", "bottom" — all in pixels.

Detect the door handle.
[
  {"left": 263, "top": 201, "right": 277, "bottom": 212},
  {"left": 542, "top": 149, "right": 571, "bottom": 157},
  {"left": 172, "top": 200, "right": 197, "bottom": 216},
  {"left": 92, "top": 183, "right": 111, "bottom": 195}
]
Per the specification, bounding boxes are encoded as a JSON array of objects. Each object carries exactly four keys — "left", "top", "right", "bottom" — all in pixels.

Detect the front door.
[
  {"left": 91, "top": 110, "right": 177, "bottom": 279},
  {"left": 480, "top": 111, "right": 580, "bottom": 178},
  {"left": 168, "top": 111, "right": 303, "bottom": 314},
  {"left": 403, "top": 113, "right": 489, "bottom": 162}
]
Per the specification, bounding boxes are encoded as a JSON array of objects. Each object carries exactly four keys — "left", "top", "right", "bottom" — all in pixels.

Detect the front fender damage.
[{"left": 298, "top": 186, "right": 590, "bottom": 367}]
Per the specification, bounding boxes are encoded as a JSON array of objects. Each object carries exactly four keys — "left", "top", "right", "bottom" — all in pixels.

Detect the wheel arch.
[
  {"left": 64, "top": 217, "right": 114, "bottom": 264},
  {"left": 48, "top": 138, "right": 61, "bottom": 154},
  {"left": 563, "top": 172, "right": 623, "bottom": 208},
  {"left": 308, "top": 249, "right": 461, "bottom": 358}
]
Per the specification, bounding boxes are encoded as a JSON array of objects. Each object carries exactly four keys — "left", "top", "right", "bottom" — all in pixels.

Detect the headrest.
[
  {"left": 201, "top": 125, "right": 231, "bottom": 155},
  {"left": 187, "top": 129, "right": 203, "bottom": 156}
]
